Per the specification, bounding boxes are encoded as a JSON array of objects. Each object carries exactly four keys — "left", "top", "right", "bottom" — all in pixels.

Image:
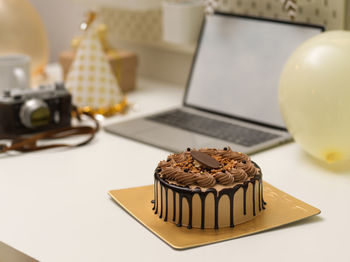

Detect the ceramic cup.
[
  {"left": 162, "top": 0, "right": 204, "bottom": 44},
  {"left": 0, "top": 54, "right": 31, "bottom": 92}
]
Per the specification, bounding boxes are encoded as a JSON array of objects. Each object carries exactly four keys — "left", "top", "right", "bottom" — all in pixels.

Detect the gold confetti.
[{"left": 76, "top": 97, "right": 129, "bottom": 117}]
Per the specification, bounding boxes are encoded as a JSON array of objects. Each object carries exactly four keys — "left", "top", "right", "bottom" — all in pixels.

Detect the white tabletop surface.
[{"left": 1, "top": 77, "right": 350, "bottom": 262}]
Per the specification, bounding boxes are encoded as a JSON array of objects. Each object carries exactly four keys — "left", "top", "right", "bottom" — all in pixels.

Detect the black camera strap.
[{"left": 0, "top": 111, "right": 99, "bottom": 154}]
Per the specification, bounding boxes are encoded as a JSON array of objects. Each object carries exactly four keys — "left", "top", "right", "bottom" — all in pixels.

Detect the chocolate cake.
[{"left": 152, "top": 147, "right": 266, "bottom": 229}]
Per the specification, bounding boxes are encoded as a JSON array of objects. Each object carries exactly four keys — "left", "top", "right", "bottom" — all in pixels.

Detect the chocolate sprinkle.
[{"left": 190, "top": 151, "right": 221, "bottom": 169}]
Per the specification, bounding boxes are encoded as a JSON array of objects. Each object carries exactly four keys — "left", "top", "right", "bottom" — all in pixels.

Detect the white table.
[{"left": 1, "top": 78, "right": 349, "bottom": 262}]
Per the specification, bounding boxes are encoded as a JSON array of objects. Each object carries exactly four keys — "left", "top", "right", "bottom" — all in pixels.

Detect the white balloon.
[{"left": 279, "top": 31, "right": 350, "bottom": 163}]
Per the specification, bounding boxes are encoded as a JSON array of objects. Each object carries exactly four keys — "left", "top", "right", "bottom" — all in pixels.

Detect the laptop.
[{"left": 105, "top": 12, "right": 324, "bottom": 154}]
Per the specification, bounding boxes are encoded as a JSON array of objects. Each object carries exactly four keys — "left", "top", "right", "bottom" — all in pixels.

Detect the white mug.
[{"left": 0, "top": 54, "right": 31, "bottom": 92}]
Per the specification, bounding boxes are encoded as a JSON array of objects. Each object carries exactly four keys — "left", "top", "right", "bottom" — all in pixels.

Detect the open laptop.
[{"left": 105, "top": 12, "right": 324, "bottom": 154}]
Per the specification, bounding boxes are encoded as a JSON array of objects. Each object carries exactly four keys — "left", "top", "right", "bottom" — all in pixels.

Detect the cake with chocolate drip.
[{"left": 153, "top": 147, "right": 266, "bottom": 229}]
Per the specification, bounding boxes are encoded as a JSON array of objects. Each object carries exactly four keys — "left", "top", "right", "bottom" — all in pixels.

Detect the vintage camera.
[{"left": 0, "top": 82, "right": 72, "bottom": 136}]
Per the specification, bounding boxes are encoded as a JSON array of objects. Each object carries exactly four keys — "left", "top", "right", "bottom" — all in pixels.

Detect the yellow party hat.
[{"left": 65, "top": 22, "right": 122, "bottom": 109}]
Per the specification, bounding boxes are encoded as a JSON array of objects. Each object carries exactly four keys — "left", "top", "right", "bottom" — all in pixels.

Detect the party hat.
[{"left": 65, "top": 22, "right": 122, "bottom": 109}]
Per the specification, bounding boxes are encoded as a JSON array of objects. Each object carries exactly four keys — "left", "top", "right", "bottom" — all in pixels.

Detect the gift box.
[{"left": 60, "top": 49, "right": 138, "bottom": 93}]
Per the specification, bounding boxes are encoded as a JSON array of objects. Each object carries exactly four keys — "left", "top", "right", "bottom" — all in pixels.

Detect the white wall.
[
  {"left": 28, "top": 0, "right": 192, "bottom": 85},
  {"left": 29, "top": 0, "right": 87, "bottom": 62}
]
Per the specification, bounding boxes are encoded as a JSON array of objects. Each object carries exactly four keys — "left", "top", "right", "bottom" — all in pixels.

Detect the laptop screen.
[{"left": 184, "top": 13, "right": 323, "bottom": 129}]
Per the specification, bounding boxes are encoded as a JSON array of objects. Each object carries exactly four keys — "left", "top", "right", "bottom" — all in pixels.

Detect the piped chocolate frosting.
[{"left": 157, "top": 147, "right": 260, "bottom": 188}]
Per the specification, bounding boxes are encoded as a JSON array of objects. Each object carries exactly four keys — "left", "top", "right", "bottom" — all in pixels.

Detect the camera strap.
[{"left": 0, "top": 111, "right": 100, "bottom": 154}]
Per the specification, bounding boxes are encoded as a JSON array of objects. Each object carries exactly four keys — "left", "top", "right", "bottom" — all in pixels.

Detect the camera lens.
[{"left": 19, "top": 99, "right": 51, "bottom": 129}]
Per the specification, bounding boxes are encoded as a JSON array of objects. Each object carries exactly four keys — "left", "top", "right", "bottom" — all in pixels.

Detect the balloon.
[
  {"left": 0, "top": 0, "right": 49, "bottom": 76},
  {"left": 279, "top": 31, "right": 350, "bottom": 163}
]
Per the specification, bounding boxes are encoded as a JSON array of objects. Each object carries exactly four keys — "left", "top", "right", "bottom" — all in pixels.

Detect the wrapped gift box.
[{"left": 60, "top": 49, "right": 138, "bottom": 93}]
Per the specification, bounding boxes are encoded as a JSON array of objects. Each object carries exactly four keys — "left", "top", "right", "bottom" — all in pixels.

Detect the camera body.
[{"left": 0, "top": 83, "right": 72, "bottom": 136}]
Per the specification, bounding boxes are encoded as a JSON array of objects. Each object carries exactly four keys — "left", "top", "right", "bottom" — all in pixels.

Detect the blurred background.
[{"left": 27, "top": 0, "right": 350, "bottom": 86}]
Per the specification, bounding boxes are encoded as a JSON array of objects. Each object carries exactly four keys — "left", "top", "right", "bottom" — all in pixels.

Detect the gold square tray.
[{"left": 109, "top": 182, "right": 320, "bottom": 250}]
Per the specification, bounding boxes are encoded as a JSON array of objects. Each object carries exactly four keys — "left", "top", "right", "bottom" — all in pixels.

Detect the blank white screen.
[{"left": 185, "top": 14, "right": 322, "bottom": 128}]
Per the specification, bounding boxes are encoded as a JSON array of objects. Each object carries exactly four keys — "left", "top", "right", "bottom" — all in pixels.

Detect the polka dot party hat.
[{"left": 65, "top": 22, "right": 122, "bottom": 109}]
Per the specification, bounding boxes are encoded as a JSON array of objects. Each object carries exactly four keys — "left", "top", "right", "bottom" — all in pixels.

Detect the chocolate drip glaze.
[
  {"left": 164, "top": 187, "right": 168, "bottom": 222},
  {"left": 175, "top": 194, "right": 194, "bottom": 228},
  {"left": 173, "top": 191, "right": 176, "bottom": 221},
  {"left": 214, "top": 192, "right": 219, "bottom": 229},
  {"left": 252, "top": 180, "right": 256, "bottom": 216},
  {"left": 154, "top": 176, "right": 158, "bottom": 214},
  {"left": 199, "top": 193, "right": 207, "bottom": 229},
  {"left": 243, "top": 183, "right": 248, "bottom": 215},
  {"left": 185, "top": 194, "right": 194, "bottom": 229},
  {"left": 177, "top": 194, "right": 183, "bottom": 227},
  {"left": 262, "top": 181, "right": 266, "bottom": 209},
  {"left": 159, "top": 183, "right": 163, "bottom": 218},
  {"left": 153, "top": 162, "right": 265, "bottom": 229},
  {"left": 229, "top": 192, "right": 234, "bottom": 227}
]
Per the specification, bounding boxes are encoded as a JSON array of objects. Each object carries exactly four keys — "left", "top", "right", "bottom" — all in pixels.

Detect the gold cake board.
[{"left": 109, "top": 182, "right": 320, "bottom": 250}]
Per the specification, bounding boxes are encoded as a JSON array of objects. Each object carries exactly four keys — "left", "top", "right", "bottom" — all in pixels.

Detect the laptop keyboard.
[{"left": 146, "top": 110, "right": 280, "bottom": 147}]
